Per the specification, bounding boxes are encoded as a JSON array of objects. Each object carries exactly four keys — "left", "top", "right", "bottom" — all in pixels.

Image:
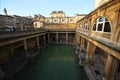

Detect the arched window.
[
  {"left": 61, "top": 19, "right": 65, "bottom": 22},
  {"left": 92, "top": 16, "right": 111, "bottom": 32},
  {"left": 34, "top": 23, "right": 37, "bottom": 27},
  {"left": 84, "top": 22, "right": 89, "bottom": 30},
  {"left": 79, "top": 23, "right": 83, "bottom": 30},
  {"left": 54, "top": 19, "right": 57, "bottom": 22}
]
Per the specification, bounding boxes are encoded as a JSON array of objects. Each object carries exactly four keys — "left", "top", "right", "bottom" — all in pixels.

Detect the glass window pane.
[
  {"left": 54, "top": 20, "right": 57, "bottom": 22},
  {"left": 47, "top": 20, "right": 49, "bottom": 22},
  {"left": 105, "top": 18, "right": 108, "bottom": 21},
  {"left": 62, "top": 19, "right": 64, "bottom": 22},
  {"left": 104, "top": 22, "right": 111, "bottom": 32},
  {"left": 80, "top": 25, "right": 82, "bottom": 28},
  {"left": 84, "top": 23, "right": 89, "bottom": 30},
  {"left": 93, "top": 24, "right": 96, "bottom": 31},
  {"left": 98, "top": 17, "right": 104, "bottom": 22},
  {"left": 70, "top": 19, "right": 73, "bottom": 22},
  {"left": 97, "top": 23, "right": 103, "bottom": 31}
]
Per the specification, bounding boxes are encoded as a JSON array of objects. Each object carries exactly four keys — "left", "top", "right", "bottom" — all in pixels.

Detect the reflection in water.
[{"left": 49, "top": 57, "right": 74, "bottom": 62}]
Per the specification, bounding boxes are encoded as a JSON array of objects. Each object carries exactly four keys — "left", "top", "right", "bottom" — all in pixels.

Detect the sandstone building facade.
[
  {"left": 76, "top": 0, "right": 120, "bottom": 80},
  {"left": 33, "top": 11, "right": 86, "bottom": 30},
  {"left": 0, "top": 0, "right": 119, "bottom": 80},
  {"left": 0, "top": 9, "right": 33, "bottom": 31}
]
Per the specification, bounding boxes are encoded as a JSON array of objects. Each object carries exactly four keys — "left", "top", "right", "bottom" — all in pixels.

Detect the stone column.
[
  {"left": 112, "top": 8, "right": 120, "bottom": 42},
  {"left": 80, "top": 37, "right": 84, "bottom": 50},
  {"left": 86, "top": 41, "right": 96, "bottom": 60},
  {"left": 75, "top": 34, "right": 77, "bottom": 43},
  {"left": 109, "top": 58, "right": 119, "bottom": 80},
  {"left": 56, "top": 33, "right": 58, "bottom": 43},
  {"left": 48, "top": 33, "right": 50, "bottom": 43},
  {"left": 10, "top": 49, "right": 15, "bottom": 59},
  {"left": 79, "top": 36, "right": 82, "bottom": 52},
  {"left": 66, "top": 33, "right": 68, "bottom": 44},
  {"left": 80, "top": 37, "right": 83, "bottom": 48},
  {"left": 104, "top": 55, "right": 114, "bottom": 80},
  {"left": 76, "top": 34, "right": 80, "bottom": 44},
  {"left": 44, "top": 34, "right": 46, "bottom": 45},
  {"left": 83, "top": 38, "right": 85, "bottom": 49},
  {"left": 24, "top": 39, "right": 29, "bottom": 57},
  {"left": 37, "top": 36, "right": 40, "bottom": 49}
]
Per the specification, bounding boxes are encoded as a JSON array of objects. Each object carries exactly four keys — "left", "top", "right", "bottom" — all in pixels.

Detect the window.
[
  {"left": 61, "top": 19, "right": 64, "bottom": 22},
  {"left": 97, "top": 23, "right": 103, "bottom": 31},
  {"left": 104, "top": 22, "right": 111, "bottom": 32},
  {"left": 34, "top": 23, "right": 37, "bottom": 27},
  {"left": 47, "top": 20, "right": 49, "bottom": 22},
  {"left": 70, "top": 19, "right": 73, "bottom": 22},
  {"left": 93, "top": 24, "right": 96, "bottom": 31},
  {"left": 92, "top": 16, "right": 111, "bottom": 32},
  {"left": 84, "top": 22, "right": 89, "bottom": 30},
  {"left": 79, "top": 24, "right": 83, "bottom": 30},
  {"left": 98, "top": 16, "right": 104, "bottom": 22},
  {"left": 54, "top": 19, "right": 57, "bottom": 23}
]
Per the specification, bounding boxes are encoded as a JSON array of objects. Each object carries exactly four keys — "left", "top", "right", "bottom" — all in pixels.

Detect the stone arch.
[
  {"left": 91, "top": 16, "right": 99, "bottom": 31},
  {"left": 91, "top": 16, "right": 112, "bottom": 33},
  {"left": 34, "top": 22, "right": 37, "bottom": 28},
  {"left": 104, "top": 14, "right": 113, "bottom": 32},
  {"left": 79, "top": 22, "right": 83, "bottom": 30},
  {"left": 84, "top": 21, "right": 89, "bottom": 30}
]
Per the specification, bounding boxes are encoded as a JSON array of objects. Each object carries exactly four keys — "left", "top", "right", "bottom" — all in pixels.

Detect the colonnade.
[
  {"left": 23, "top": 32, "right": 75, "bottom": 58},
  {"left": 76, "top": 34, "right": 120, "bottom": 80},
  {"left": 47, "top": 32, "right": 75, "bottom": 44},
  {"left": 23, "top": 34, "right": 46, "bottom": 58},
  {"left": 55, "top": 33, "right": 69, "bottom": 44}
]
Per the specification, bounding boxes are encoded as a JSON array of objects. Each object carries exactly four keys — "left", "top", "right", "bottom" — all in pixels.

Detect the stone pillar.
[
  {"left": 104, "top": 55, "right": 114, "bottom": 80},
  {"left": 37, "top": 36, "right": 40, "bottom": 49},
  {"left": 10, "top": 49, "right": 15, "bottom": 59},
  {"left": 80, "top": 37, "right": 84, "bottom": 50},
  {"left": 79, "top": 36, "right": 82, "bottom": 52},
  {"left": 24, "top": 39, "right": 29, "bottom": 57},
  {"left": 76, "top": 34, "right": 80, "bottom": 44},
  {"left": 56, "top": 33, "right": 58, "bottom": 43},
  {"left": 109, "top": 58, "right": 119, "bottom": 80},
  {"left": 44, "top": 34, "right": 46, "bottom": 45},
  {"left": 75, "top": 34, "right": 77, "bottom": 43},
  {"left": 79, "top": 36, "right": 81, "bottom": 42},
  {"left": 80, "top": 37, "right": 82, "bottom": 47},
  {"left": 48, "top": 33, "right": 50, "bottom": 43},
  {"left": 112, "top": 8, "right": 120, "bottom": 42},
  {"left": 66, "top": 33, "right": 68, "bottom": 44},
  {"left": 86, "top": 41, "right": 96, "bottom": 60}
]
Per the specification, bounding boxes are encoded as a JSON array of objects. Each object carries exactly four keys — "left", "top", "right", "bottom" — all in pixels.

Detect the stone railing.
[
  {"left": 91, "top": 32, "right": 111, "bottom": 40},
  {"left": 77, "top": 29, "right": 89, "bottom": 36},
  {"left": 47, "top": 29, "right": 76, "bottom": 32},
  {"left": 0, "top": 29, "right": 46, "bottom": 40}
]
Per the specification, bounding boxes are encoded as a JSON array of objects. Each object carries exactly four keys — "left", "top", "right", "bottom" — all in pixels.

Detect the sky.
[{"left": 0, "top": 0, "right": 94, "bottom": 17}]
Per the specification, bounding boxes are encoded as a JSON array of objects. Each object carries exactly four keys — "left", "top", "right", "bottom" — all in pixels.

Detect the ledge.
[{"left": 77, "top": 31, "right": 120, "bottom": 52}]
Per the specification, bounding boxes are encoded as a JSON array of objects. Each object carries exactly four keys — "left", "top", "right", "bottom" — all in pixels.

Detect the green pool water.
[{"left": 15, "top": 45, "right": 88, "bottom": 80}]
